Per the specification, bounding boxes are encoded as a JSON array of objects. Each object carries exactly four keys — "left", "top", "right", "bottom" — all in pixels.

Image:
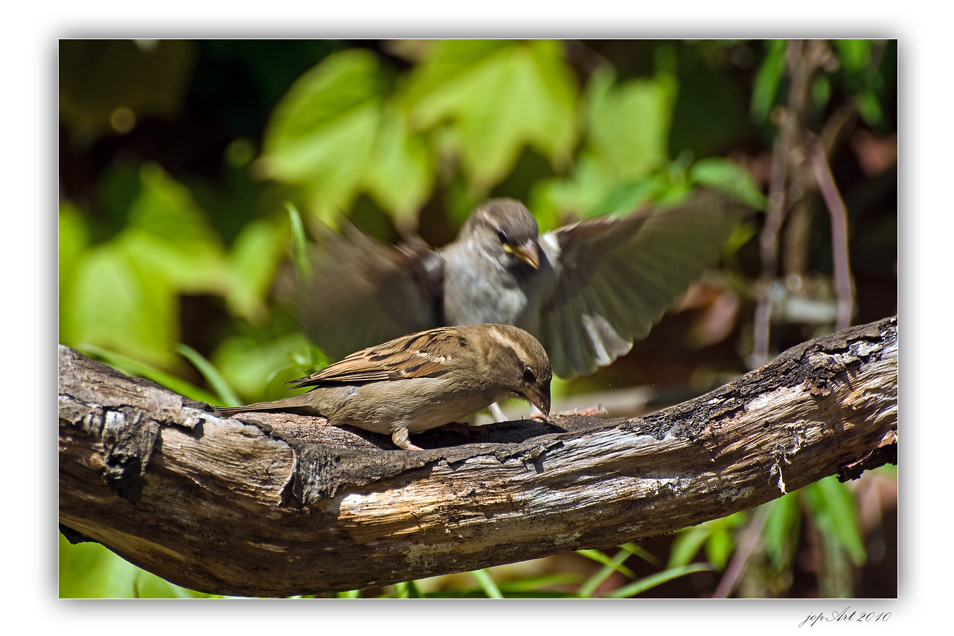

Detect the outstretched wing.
[
  {"left": 538, "top": 188, "right": 750, "bottom": 379},
  {"left": 285, "top": 223, "right": 443, "bottom": 360},
  {"left": 288, "top": 327, "right": 464, "bottom": 387}
]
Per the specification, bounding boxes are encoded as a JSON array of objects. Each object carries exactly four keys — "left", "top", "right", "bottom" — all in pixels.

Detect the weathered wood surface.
[{"left": 58, "top": 317, "right": 897, "bottom": 597}]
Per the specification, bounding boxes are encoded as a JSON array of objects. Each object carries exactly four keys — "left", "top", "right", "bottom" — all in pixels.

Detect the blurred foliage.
[{"left": 58, "top": 39, "right": 897, "bottom": 598}]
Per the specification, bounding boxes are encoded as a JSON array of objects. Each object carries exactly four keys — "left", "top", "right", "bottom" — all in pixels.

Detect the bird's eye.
[
  {"left": 496, "top": 229, "right": 509, "bottom": 244},
  {"left": 523, "top": 367, "right": 536, "bottom": 383}
]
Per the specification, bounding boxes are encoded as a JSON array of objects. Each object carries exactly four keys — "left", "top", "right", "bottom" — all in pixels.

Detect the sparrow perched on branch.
[
  {"left": 215, "top": 324, "right": 551, "bottom": 451},
  {"left": 290, "top": 188, "right": 750, "bottom": 380}
]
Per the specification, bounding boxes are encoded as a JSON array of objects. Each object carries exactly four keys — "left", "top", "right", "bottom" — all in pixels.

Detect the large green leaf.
[
  {"left": 260, "top": 49, "right": 387, "bottom": 219},
  {"left": 584, "top": 65, "right": 675, "bottom": 183},
  {"left": 407, "top": 40, "right": 578, "bottom": 190},
  {"left": 60, "top": 164, "right": 234, "bottom": 370},
  {"left": 59, "top": 534, "right": 211, "bottom": 598},
  {"left": 63, "top": 239, "right": 178, "bottom": 368},
  {"left": 58, "top": 202, "right": 90, "bottom": 314},
  {"left": 533, "top": 66, "right": 676, "bottom": 220},
  {"left": 125, "top": 162, "right": 231, "bottom": 294},
  {"left": 762, "top": 493, "right": 801, "bottom": 572},
  {"left": 690, "top": 157, "right": 769, "bottom": 210},
  {"left": 804, "top": 476, "right": 867, "bottom": 566},
  {"left": 211, "top": 328, "right": 323, "bottom": 403},
  {"left": 361, "top": 105, "right": 435, "bottom": 230},
  {"left": 225, "top": 217, "right": 288, "bottom": 323}
]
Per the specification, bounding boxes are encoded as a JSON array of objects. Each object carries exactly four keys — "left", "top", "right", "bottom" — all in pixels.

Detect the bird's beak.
[
  {"left": 523, "top": 384, "right": 551, "bottom": 416},
  {"left": 503, "top": 240, "right": 540, "bottom": 269}
]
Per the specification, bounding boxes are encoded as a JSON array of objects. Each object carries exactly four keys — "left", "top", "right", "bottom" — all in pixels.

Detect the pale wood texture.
[{"left": 58, "top": 317, "right": 897, "bottom": 597}]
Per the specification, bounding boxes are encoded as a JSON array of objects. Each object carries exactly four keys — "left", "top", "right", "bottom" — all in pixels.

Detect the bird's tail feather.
[{"left": 214, "top": 392, "right": 317, "bottom": 418}]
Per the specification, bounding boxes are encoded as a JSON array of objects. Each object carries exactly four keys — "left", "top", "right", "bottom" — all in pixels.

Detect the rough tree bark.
[{"left": 58, "top": 317, "right": 897, "bottom": 597}]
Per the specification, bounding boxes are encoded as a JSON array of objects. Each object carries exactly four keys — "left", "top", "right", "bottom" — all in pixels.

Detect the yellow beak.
[{"left": 503, "top": 239, "right": 540, "bottom": 269}]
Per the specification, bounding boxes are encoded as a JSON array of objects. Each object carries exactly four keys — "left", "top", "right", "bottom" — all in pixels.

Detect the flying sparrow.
[
  {"left": 289, "top": 187, "right": 750, "bottom": 380},
  {"left": 214, "top": 324, "right": 551, "bottom": 451}
]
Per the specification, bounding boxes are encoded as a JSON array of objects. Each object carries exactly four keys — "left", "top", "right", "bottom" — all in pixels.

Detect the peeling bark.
[{"left": 58, "top": 317, "right": 897, "bottom": 597}]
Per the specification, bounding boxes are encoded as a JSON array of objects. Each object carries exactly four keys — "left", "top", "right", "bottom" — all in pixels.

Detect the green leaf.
[
  {"left": 751, "top": 39, "right": 787, "bottom": 124},
  {"left": 64, "top": 241, "right": 178, "bottom": 369},
  {"left": 605, "top": 563, "right": 713, "bottom": 598},
  {"left": 856, "top": 89, "right": 885, "bottom": 128},
  {"left": 226, "top": 216, "right": 289, "bottom": 323},
  {"left": 762, "top": 494, "right": 801, "bottom": 572},
  {"left": 261, "top": 49, "right": 387, "bottom": 218},
  {"left": 470, "top": 568, "right": 504, "bottom": 598},
  {"left": 125, "top": 162, "right": 231, "bottom": 294},
  {"left": 804, "top": 476, "right": 867, "bottom": 566},
  {"left": 531, "top": 65, "right": 677, "bottom": 222},
  {"left": 211, "top": 329, "right": 322, "bottom": 403},
  {"left": 407, "top": 40, "right": 578, "bottom": 190},
  {"left": 705, "top": 525, "right": 735, "bottom": 570},
  {"left": 133, "top": 569, "right": 214, "bottom": 598},
  {"left": 59, "top": 534, "right": 212, "bottom": 598},
  {"left": 58, "top": 201, "right": 90, "bottom": 320},
  {"left": 59, "top": 534, "right": 143, "bottom": 598},
  {"left": 669, "top": 525, "right": 713, "bottom": 568},
  {"left": 834, "top": 39, "right": 871, "bottom": 73},
  {"left": 361, "top": 105, "right": 435, "bottom": 229},
  {"left": 591, "top": 179, "right": 663, "bottom": 218},
  {"left": 585, "top": 65, "right": 674, "bottom": 183},
  {"left": 690, "top": 157, "right": 769, "bottom": 211}
]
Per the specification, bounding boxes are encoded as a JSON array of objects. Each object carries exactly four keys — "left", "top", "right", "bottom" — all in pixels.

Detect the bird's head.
[
  {"left": 465, "top": 199, "right": 542, "bottom": 270},
  {"left": 475, "top": 323, "right": 552, "bottom": 416}
]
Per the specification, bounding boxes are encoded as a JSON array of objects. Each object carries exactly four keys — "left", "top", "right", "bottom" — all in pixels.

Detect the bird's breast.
[{"left": 441, "top": 250, "right": 553, "bottom": 331}]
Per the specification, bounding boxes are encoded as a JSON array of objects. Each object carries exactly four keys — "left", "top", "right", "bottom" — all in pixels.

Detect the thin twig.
[
  {"left": 752, "top": 130, "right": 790, "bottom": 369},
  {"left": 808, "top": 139, "right": 855, "bottom": 330},
  {"left": 711, "top": 504, "right": 772, "bottom": 598}
]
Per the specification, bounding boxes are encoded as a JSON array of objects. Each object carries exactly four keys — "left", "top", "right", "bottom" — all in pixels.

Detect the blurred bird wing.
[
  {"left": 289, "top": 327, "right": 463, "bottom": 388},
  {"left": 538, "top": 189, "right": 750, "bottom": 379},
  {"left": 290, "top": 223, "right": 443, "bottom": 360}
]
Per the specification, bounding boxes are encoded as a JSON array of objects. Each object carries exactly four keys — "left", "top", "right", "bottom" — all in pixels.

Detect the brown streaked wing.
[{"left": 288, "top": 327, "right": 462, "bottom": 388}]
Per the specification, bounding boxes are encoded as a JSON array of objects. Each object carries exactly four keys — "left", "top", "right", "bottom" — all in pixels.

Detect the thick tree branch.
[{"left": 59, "top": 317, "right": 897, "bottom": 597}]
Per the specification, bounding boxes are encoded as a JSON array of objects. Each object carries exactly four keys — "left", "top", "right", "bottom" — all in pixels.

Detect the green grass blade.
[
  {"left": 470, "top": 569, "right": 504, "bottom": 598},
  {"left": 576, "top": 549, "right": 637, "bottom": 580},
  {"left": 619, "top": 542, "right": 661, "bottom": 568},
  {"left": 75, "top": 343, "right": 219, "bottom": 405},
  {"left": 336, "top": 589, "right": 361, "bottom": 598},
  {"left": 669, "top": 526, "right": 712, "bottom": 568},
  {"left": 606, "top": 563, "right": 714, "bottom": 598},
  {"left": 176, "top": 343, "right": 242, "bottom": 406},
  {"left": 498, "top": 573, "right": 583, "bottom": 593},
  {"left": 285, "top": 201, "right": 311, "bottom": 285},
  {"left": 577, "top": 547, "right": 637, "bottom": 598}
]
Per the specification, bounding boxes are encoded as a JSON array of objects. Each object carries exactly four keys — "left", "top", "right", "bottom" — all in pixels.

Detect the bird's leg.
[
  {"left": 529, "top": 404, "right": 548, "bottom": 421},
  {"left": 391, "top": 427, "right": 423, "bottom": 451},
  {"left": 489, "top": 402, "right": 507, "bottom": 422}
]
